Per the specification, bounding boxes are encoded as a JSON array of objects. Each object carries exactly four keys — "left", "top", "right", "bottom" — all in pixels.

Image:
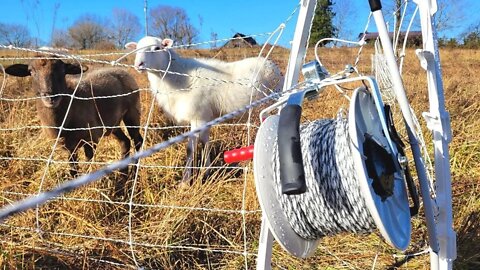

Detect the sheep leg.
[
  {"left": 123, "top": 110, "right": 144, "bottom": 152},
  {"left": 68, "top": 152, "right": 79, "bottom": 177},
  {"left": 183, "top": 134, "right": 197, "bottom": 183},
  {"left": 182, "top": 121, "right": 211, "bottom": 183},
  {"left": 199, "top": 127, "right": 212, "bottom": 180},
  {"left": 64, "top": 142, "right": 80, "bottom": 177},
  {"left": 83, "top": 143, "right": 95, "bottom": 161},
  {"left": 111, "top": 128, "right": 132, "bottom": 198},
  {"left": 112, "top": 129, "right": 131, "bottom": 160},
  {"left": 132, "top": 132, "right": 144, "bottom": 152}
]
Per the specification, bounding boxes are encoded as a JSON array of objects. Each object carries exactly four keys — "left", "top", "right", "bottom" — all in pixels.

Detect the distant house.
[
  {"left": 359, "top": 31, "right": 423, "bottom": 46},
  {"left": 223, "top": 33, "right": 258, "bottom": 48}
]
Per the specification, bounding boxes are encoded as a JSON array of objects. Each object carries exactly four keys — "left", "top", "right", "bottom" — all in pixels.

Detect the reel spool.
[{"left": 254, "top": 86, "right": 412, "bottom": 258}]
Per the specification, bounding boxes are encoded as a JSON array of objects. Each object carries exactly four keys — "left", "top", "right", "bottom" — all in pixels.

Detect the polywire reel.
[{"left": 254, "top": 87, "right": 411, "bottom": 258}]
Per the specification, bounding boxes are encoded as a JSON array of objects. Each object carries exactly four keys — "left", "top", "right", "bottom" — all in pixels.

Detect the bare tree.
[
  {"left": 20, "top": 0, "right": 42, "bottom": 46},
  {"left": 68, "top": 14, "right": 110, "bottom": 49},
  {"left": 461, "top": 21, "right": 480, "bottom": 48},
  {"left": 379, "top": 0, "right": 415, "bottom": 32},
  {"left": 149, "top": 5, "right": 199, "bottom": 45},
  {"left": 51, "top": 29, "right": 71, "bottom": 48},
  {"left": 0, "top": 23, "right": 33, "bottom": 47},
  {"left": 381, "top": 0, "right": 463, "bottom": 35},
  {"left": 111, "top": 8, "right": 141, "bottom": 48},
  {"left": 50, "top": 2, "right": 61, "bottom": 45},
  {"left": 434, "top": 0, "right": 465, "bottom": 34},
  {"left": 333, "top": 0, "right": 356, "bottom": 40},
  {"left": 394, "top": 0, "right": 402, "bottom": 32},
  {"left": 210, "top": 31, "right": 218, "bottom": 48}
]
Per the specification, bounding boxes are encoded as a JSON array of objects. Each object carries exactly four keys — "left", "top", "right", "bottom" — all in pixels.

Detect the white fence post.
[{"left": 256, "top": 0, "right": 317, "bottom": 269}]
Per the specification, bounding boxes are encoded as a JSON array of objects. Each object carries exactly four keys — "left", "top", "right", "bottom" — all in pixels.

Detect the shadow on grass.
[
  {"left": 388, "top": 210, "right": 480, "bottom": 269},
  {"left": 455, "top": 210, "right": 480, "bottom": 269}
]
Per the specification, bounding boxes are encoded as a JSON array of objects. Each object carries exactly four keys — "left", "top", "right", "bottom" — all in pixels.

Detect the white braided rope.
[{"left": 272, "top": 115, "right": 375, "bottom": 240}]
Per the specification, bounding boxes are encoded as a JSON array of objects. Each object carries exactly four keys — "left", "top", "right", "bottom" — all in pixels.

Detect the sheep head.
[
  {"left": 5, "top": 59, "right": 84, "bottom": 108},
  {"left": 125, "top": 37, "right": 173, "bottom": 73}
]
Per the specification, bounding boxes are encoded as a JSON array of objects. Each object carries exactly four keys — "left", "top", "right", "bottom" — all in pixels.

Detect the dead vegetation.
[{"left": 0, "top": 46, "right": 478, "bottom": 269}]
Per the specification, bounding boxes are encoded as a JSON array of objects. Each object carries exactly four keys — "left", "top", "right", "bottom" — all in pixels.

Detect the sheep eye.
[{"left": 153, "top": 46, "right": 161, "bottom": 51}]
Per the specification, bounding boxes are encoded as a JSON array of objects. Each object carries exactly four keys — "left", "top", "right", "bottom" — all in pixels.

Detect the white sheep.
[{"left": 125, "top": 36, "right": 283, "bottom": 182}]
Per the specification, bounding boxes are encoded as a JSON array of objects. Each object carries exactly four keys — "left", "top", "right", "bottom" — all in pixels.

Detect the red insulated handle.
[{"left": 224, "top": 145, "right": 254, "bottom": 163}]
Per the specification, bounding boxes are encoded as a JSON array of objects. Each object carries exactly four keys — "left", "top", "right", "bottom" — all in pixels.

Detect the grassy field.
[{"left": 0, "top": 45, "right": 478, "bottom": 269}]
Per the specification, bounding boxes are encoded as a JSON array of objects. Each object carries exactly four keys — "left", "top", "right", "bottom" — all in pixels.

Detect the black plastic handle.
[
  {"left": 277, "top": 104, "right": 307, "bottom": 195},
  {"left": 368, "top": 0, "right": 382, "bottom": 12}
]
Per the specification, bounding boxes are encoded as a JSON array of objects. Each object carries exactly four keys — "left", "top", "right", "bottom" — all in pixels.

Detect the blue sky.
[{"left": 0, "top": 0, "right": 476, "bottom": 48}]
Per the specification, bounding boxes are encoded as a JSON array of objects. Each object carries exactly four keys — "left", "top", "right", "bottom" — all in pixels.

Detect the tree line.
[
  {"left": 0, "top": 1, "right": 477, "bottom": 50},
  {"left": 0, "top": 5, "right": 200, "bottom": 50}
]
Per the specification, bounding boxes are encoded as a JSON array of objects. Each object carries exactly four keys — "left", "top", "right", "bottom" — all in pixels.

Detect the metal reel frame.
[{"left": 255, "top": 0, "right": 455, "bottom": 269}]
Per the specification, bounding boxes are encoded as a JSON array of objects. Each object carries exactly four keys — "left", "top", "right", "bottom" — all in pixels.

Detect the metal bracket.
[
  {"left": 422, "top": 111, "right": 452, "bottom": 143},
  {"left": 416, "top": 49, "right": 434, "bottom": 71},
  {"left": 416, "top": 49, "right": 452, "bottom": 143}
]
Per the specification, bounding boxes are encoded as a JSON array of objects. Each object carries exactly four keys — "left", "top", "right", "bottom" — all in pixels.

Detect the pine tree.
[{"left": 309, "top": 0, "right": 337, "bottom": 46}]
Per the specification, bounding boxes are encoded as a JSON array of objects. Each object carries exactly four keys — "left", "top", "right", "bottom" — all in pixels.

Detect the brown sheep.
[{"left": 5, "top": 59, "right": 143, "bottom": 181}]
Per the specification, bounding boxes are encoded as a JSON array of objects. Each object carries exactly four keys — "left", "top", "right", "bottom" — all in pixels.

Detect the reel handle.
[
  {"left": 368, "top": 0, "right": 382, "bottom": 12},
  {"left": 278, "top": 92, "right": 307, "bottom": 195}
]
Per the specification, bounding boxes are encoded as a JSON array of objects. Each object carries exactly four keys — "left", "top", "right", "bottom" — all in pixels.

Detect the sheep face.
[
  {"left": 125, "top": 36, "right": 173, "bottom": 73},
  {"left": 5, "top": 59, "right": 83, "bottom": 108}
]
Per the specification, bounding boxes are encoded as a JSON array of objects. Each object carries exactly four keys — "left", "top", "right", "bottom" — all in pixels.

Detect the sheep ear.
[
  {"left": 162, "top": 39, "right": 173, "bottom": 48},
  {"left": 125, "top": 42, "right": 137, "bottom": 50},
  {"left": 5, "top": 64, "right": 31, "bottom": 77},
  {"left": 65, "top": 63, "right": 87, "bottom": 75}
]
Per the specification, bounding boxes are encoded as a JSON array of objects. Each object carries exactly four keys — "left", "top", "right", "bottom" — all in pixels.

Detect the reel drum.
[
  {"left": 254, "top": 115, "right": 320, "bottom": 258},
  {"left": 254, "top": 87, "right": 411, "bottom": 258}
]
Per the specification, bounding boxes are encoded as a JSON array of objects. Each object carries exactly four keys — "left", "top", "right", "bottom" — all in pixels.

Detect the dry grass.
[{"left": 0, "top": 46, "right": 479, "bottom": 269}]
